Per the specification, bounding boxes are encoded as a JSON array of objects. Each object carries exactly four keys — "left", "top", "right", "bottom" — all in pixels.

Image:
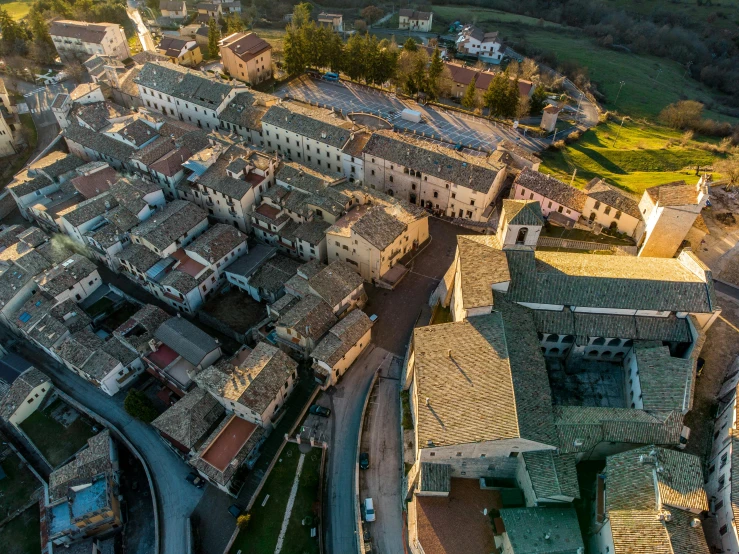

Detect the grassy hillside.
[
  {"left": 0, "top": 0, "right": 32, "bottom": 20},
  {"left": 540, "top": 120, "right": 722, "bottom": 194}
]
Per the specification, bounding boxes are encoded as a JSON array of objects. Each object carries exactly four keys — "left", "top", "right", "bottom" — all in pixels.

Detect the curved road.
[{"left": 1, "top": 327, "right": 203, "bottom": 554}]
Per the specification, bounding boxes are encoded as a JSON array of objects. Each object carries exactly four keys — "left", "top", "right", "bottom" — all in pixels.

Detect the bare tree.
[{"left": 715, "top": 154, "right": 739, "bottom": 191}]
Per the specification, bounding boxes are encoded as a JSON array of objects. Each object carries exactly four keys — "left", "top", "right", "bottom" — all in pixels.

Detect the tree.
[
  {"left": 715, "top": 154, "right": 739, "bottom": 191},
  {"left": 124, "top": 390, "right": 159, "bottom": 423},
  {"left": 236, "top": 514, "right": 252, "bottom": 530},
  {"left": 354, "top": 19, "right": 367, "bottom": 33},
  {"left": 403, "top": 37, "right": 418, "bottom": 51},
  {"left": 426, "top": 47, "right": 444, "bottom": 100},
  {"left": 462, "top": 77, "right": 477, "bottom": 110},
  {"left": 283, "top": 25, "right": 307, "bottom": 75},
  {"left": 28, "top": 6, "right": 56, "bottom": 64},
  {"left": 225, "top": 13, "right": 245, "bottom": 34},
  {"left": 529, "top": 85, "right": 548, "bottom": 115},
  {"left": 502, "top": 75, "right": 520, "bottom": 119},
  {"left": 0, "top": 8, "right": 28, "bottom": 57},
  {"left": 208, "top": 17, "right": 220, "bottom": 58},
  {"left": 361, "top": 5, "right": 384, "bottom": 26},
  {"left": 342, "top": 32, "right": 364, "bottom": 81},
  {"left": 483, "top": 72, "right": 508, "bottom": 117},
  {"left": 292, "top": 2, "right": 312, "bottom": 28},
  {"left": 520, "top": 58, "right": 539, "bottom": 80},
  {"left": 659, "top": 100, "right": 704, "bottom": 130},
  {"left": 66, "top": 62, "right": 85, "bottom": 84},
  {"left": 517, "top": 96, "right": 531, "bottom": 120}
]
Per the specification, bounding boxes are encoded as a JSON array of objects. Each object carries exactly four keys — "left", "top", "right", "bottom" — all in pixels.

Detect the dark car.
[
  {"left": 359, "top": 452, "right": 369, "bottom": 470},
  {"left": 185, "top": 472, "right": 205, "bottom": 489},
  {"left": 228, "top": 504, "right": 244, "bottom": 518},
  {"left": 309, "top": 404, "right": 331, "bottom": 417}
]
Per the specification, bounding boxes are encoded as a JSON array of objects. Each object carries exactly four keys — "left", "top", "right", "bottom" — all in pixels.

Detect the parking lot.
[{"left": 277, "top": 76, "right": 542, "bottom": 153}]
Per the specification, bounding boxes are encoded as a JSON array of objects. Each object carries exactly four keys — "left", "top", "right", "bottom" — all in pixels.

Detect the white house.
[
  {"left": 49, "top": 20, "right": 130, "bottom": 63},
  {"left": 0, "top": 367, "right": 52, "bottom": 428}
]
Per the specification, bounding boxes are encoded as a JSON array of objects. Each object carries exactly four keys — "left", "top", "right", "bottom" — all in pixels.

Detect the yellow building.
[
  {"left": 157, "top": 36, "right": 203, "bottom": 66},
  {"left": 219, "top": 32, "right": 272, "bottom": 84}
]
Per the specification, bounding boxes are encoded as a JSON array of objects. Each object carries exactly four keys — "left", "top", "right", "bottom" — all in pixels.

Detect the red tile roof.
[
  {"left": 200, "top": 415, "right": 257, "bottom": 471},
  {"left": 221, "top": 32, "right": 271, "bottom": 62},
  {"left": 71, "top": 167, "right": 118, "bottom": 199}
]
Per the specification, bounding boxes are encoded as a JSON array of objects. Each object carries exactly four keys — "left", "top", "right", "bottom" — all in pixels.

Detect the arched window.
[
  {"left": 545, "top": 334, "right": 559, "bottom": 343},
  {"left": 588, "top": 350, "right": 598, "bottom": 357},
  {"left": 609, "top": 221, "right": 618, "bottom": 230},
  {"left": 516, "top": 227, "right": 528, "bottom": 245},
  {"left": 615, "top": 352, "right": 625, "bottom": 359},
  {"left": 592, "top": 337, "right": 606, "bottom": 346},
  {"left": 589, "top": 212, "right": 596, "bottom": 222},
  {"left": 607, "top": 338, "right": 621, "bottom": 346},
  {"left": 602, "top": 351, "right": 612, "bottom": 358},
  {"left": 562, "top": 335, "right": 575, "bottom": 344}
]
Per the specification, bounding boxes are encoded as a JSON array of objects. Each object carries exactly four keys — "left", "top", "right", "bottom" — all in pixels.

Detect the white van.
[{"left": 364, "top": 498, "right": 376, "bottom": 522}]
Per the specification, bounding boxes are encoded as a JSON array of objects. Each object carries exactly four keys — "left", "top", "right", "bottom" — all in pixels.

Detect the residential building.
[
  {"left": 47, "top": 431, "right": 122, "bottom": 546},
  {"left": 456, "top": 26, "right": 504, "bottom": 63},
  {"left": 195, "top": 0, "right": 240, "bottom": 23},
  {"left": 261, "top": 101, "right": 365, "bottom": 180},
  {"left": 512, "top": 167, "right": 588, "bottom": 222},
  {"left": 129, "top": 199, "right": 208, "bottom": 258},
  {"left": 49, "top": 20, "right": 130, "bottom": 63},
  {"left": 705, "top": 359, "right": 739, "bottom": 553},
  {"left": 195, "top": 341, "right": 298, "bottom": 429},
  {"left": 446, "top": 63, "right": 534, "bottom": 103},
  {"left": 219, "top": 32, "right": 272, "bottom": 84},
  {"left": 275, "top": 294, "right": 337, "bottom": 358},
  {"left": 134, "top": 61, "right": 249, "bottom": 130},
  {"left": 498, "top": 506, "right": 583, "bottom": 554},
  {"left": 326, "top": 190, "right": 429, "bottom": 283},
  {"left": 317, "top": 12, "right": 343, "bottom": 32},
  {"left": 0, "top": 367, "right": 52, "bottom": 428},
  {"left": 305, "top": 260, "right": 366, "bottom": 315},
  {"left": 540, "top": 105, "right": 561, "bottom": 132},
  {"left": 55, "top": 327, "right": 143, "bottom": 396},
  {"left": 151, "top": 386, "right": 225, "bottom": 457},
  {"left": 399, "top": 9, "right": 433, "bottom": 32},
  {"left": 224, "top": 248, "right": 300, "bottom": 303},
  {"left": 113, "top": 303, "right": 169, "bottom": 358},
  {"left": 157, "top": 37, "right": 202, "bottom": 66},
  {"left": 160, "top": 0, "right": 187, "bottom": 19},
  {"left": 35, "top": 254, "right": 102, "bottom": 304},
  {"left": 0, "top": 80, "right": 18, "bottom": 157},
  {"left": 179, "top": 142, "right": 277, "bottom": 232},
  {"left": 144, "top": 315, "right": 222, "bottom": 395},
  {"left": 180, "top": 24, "right": 211, "bottom": 48},
  {"left": 582, "top": 177, "right": 643, "bottom": 237},
  {"left": 312, "top": 309, "right": 372, "bottom": 389},
  {"left": 362, "top": 130, "right": 506, "bottom": 221},
  {"left": 638, "top": 178, "right": 708, "bottom": 258},
  {"left": 218, "top": 90, "right": 278, "bottom": 145},
  {"left": 593, "top": 446, "right": 709, "bottom": 554}
]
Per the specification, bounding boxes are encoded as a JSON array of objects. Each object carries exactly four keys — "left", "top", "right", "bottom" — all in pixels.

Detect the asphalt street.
[
  {"left": 0, "top": 326, "right": 203, "bottom": 554},
  {"left": 277, "top": 76, "right": 542, "bottom": 153}
]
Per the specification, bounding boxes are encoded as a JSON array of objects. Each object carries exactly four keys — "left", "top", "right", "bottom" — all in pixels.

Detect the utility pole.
[
  {"left": 613, "top": 116, "right": 627, "bottom": 146},
  {"left": 576, "top": 91, "right": 583, "bottom": 123},
  {"left": 614, "top": 80, "right": 625, "bottom": 108},
  {"left": 570, "top": 168, "right": 577, "bottom": 186}
]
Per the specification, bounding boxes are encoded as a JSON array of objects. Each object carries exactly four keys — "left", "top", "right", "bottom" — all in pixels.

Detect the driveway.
[
  {"left": 0, "top": 325, "right": 203, "bottom": 554},
  {"left": 277, "top": 76, "right": 542, "bottom": 153}
]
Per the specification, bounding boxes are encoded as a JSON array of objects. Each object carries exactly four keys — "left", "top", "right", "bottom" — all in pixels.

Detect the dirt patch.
[
  {"left": 683, "top": 294, "right": 739, "bottom": 460},
  {"left": 715, "top": 212, "right": 737, "bottom": 226},
  {"left": 202, "top": 288, "right": 267, "bottom": 334}
]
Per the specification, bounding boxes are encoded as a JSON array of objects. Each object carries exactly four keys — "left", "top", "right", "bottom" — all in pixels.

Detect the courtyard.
[
  {"left": 546, "top": 357, "right": 626, "bottom": 408},
  {"left": 19, "top": 398, "right": 98, "bottom": 467}
]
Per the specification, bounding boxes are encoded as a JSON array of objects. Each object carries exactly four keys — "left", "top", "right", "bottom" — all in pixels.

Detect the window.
[
  {"left": 456, "top": 452, "right": 462, "bottom": 456},
  {"left": 558, "top": 206, "right": 563, "bottom": 213},
  {"left": 430, "top": 452, "right": 435, "bottom": 456},
  {"left": 615, "top": 211, "right": 621, "bottom": 220},
  {"left": 604, "top": 206, "right": 611, "bottom": 215},
  {"left": 389, "top": 176, "right": 393, "bottom": 182},
  {"left": 720, "top": 525, "right": 728, "bottom": 535},
  {"left": 433, "top": 191, "right": 438, "bottom": 198},
  {"left": 470, "top": 200, "right": 475, "bottom": 206},
  {"left": 721, "top": 452, "right": 728, "bottom": 468},
  {"left": 509, "top": 452, "right": 519, "bottom": 458},
  {"left": 515, "top": 227, "right": 528, "bottom": 245},
  {"left": 412, "top": 184, "right": 416, "bottom": 190},
  {"left": 719, "top": 474, "right": 726, "bottom": 489},
  {"left": 451, "top": 192, "right": 456, "bottom": 199},
  {"left": 594, "top": 201, "right": 601, "bottom": 210},
  {"left": 371, "top": 170, "right": 375, "bottom": 176},
  {"left": 716, "top": 499, "right": 724, "bottom": 510}
]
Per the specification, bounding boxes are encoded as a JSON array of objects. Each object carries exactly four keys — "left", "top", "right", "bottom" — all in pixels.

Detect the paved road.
[
  {"left": 324, "top": 218, "right": 472, "bottom": 554},
  {"left": 0, "top": 326, "right": 203, "bottom": 554},
  {"left": 359, "top": 357, "right": 404, "bottom": 554},
  {"left": 715, "top": 279, "right": 739, "bottom": 302},
  {"left": 323, "top": 345, "right": 391, "bottom": 554},
  {"left": 128, "top": 2, "right": 155, "bottom": 52},
  {"left": 277, "top": 76, "right": 541, "bottom": 153}
]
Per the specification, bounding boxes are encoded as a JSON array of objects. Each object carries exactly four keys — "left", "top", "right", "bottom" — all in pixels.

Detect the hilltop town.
[{"left": 0, "top": 2, "right": 738, "bottom": 554}]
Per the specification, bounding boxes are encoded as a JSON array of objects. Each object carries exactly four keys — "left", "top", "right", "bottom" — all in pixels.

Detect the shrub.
[
  {"left": 124, "top": 390, "right": 159, "bottom": 423},
  {"left": 549, "top": 139, "right": 567, "bottom": 150},
  {"left": 237, "top": 514, "right": 251, "bottom": 530},
  {"left": 401, "top": 390, "right": 413, "bottom": 430}
]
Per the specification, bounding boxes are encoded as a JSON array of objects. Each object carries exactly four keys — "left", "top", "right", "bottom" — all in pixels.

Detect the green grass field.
[
  {"left": 230, "top": 443, "right": 322, "bottom": 554},
  {"left": 0, "top": 454, "right": 42, "bottom": 518},
  {"left": 540, "top": 119, "right": 722, "bottom": 195},
  {"left": 19, "top": 400, "right": 97, "bottom": 467},
  {"left": 0, "top": 0, "right": 32, "bottom": 20},
  {"left": 0, "top": 505, "right": 41, "bottom": 554}
]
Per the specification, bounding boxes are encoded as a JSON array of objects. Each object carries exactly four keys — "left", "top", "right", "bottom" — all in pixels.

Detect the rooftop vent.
[{"left": 690, "top": 518, "right": 701, "bottom": 528}]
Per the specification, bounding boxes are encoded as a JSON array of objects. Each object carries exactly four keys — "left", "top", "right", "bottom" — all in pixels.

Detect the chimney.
[
  {"left": 425, "top": 397, "right": 430, "bottom": 406},
  {"left": 447, "top": 349, "right": 452, "bottom": 358}
]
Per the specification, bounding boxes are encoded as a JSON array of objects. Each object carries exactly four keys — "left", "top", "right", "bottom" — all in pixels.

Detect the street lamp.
[{"left": 614, "top": 80, "right": 625, "bottom": 108}]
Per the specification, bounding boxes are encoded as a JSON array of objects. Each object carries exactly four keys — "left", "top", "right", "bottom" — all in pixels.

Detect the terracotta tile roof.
[
  {"left": 49, "top": 430, "right": 114, "bottom": 502},
  {"left": 278, "top": 294, "right": 337, "bottom": 341},
  {"left": 71, "top": 166, "right": 118, "bottom": 199},
  {"left": 220, "top": 32, "right": 271, "bottom": 62},
  {"left": 185, "top": 223, "right": 246, "bottom": 263}
]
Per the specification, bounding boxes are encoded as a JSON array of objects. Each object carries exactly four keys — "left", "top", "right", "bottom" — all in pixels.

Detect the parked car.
[
  {"left": 309, "top": 404, "right": 331, "bottom": 417},
  {"left": 185, "top": 472, "right": 205, "bottom": 488},
  {"left": 369, "top": 314, "right": 378, "bottom": 323},
  {"left": 359, "top": 452, "right": 369, "bottom": 470},
  {"left": 364, "top": 498, "right": 376, "bottom": 522},
  {"left": 678, "top": 425, "right": 691, "bottom": 449},
  {"left": 228, "top": 504, "right": 244, "bottom": 518},
  {"left": 322, "top": 71, "right": 339, "bottom": 82}
]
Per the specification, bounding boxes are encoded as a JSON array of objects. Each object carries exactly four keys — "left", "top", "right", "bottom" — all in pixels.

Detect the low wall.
[
  {"left": 356, "top": 371, "right": 380, "bottom": 554},
  {"left": 537, "top": 236, "right": 637, "bottom": 255}
]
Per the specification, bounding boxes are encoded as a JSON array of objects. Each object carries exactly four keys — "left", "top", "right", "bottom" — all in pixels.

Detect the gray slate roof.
[
  {"left": 499, "top": 506, "right": 584, "bottom": 554},
  {"left": 155, "top": 316, "right": 219, "bottom": 366},
  {"left": 585, "top": 178, "right": 641, "bottom": 219},
  {"left": 132, "top": 200, "right": 207, "bottom": 251},
  {"left": 134, "top": 61, "right": 235, "bottom": 110},
  {"left": 502, "top": 199, "right": 544, "bottom": 226},
  {"left": 514, "top": 168, "right": 588, "bottom": 212},
  {"left": 363, "top": 131, "right": 504, "bottom": 193},
  {"left": 262, "top": 104, "right": 353, "bottom": 149},
  {"left": 64, "top": 124, "right": 136, "bottom": 162},
  {"left": 278, "top": 294, "right": 337, "bottom": 341}
]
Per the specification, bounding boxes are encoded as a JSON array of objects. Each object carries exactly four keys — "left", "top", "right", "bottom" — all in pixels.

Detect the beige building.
[
  {"left": 540, "top": 105, "right": 560, "bottom": 132},
  {"left": 49, "top": 20, "right": 130, "bottom": 64},
  {"left": 219, "top": 32, "right": 272, "bottom": 85},
  {"left": 638, "top": 178, "right": 708, "bottom": 258},
  {"left": 583, "top": 178, "right": 643, "bottom": 238},
  {"left": 317, "top": 12, "right": 343, "bottom": 32},
  {"left": 160, "top": 0, "right": 187, "bottom": 19},
  {"left": 363, "top": 130, "right": 507, "bottom": 222},
  {"left": 157, "top": 37, "right": 202, "bottom": 66},
  {"left": 312, "top": 308, "right": 373, "bottom": 389},
  {"left": 0, "top": 367, "right": 52, "bottom": 428},
  {"left": 326, "top": 192, "right": 429, "bottom": 283},
  {"left": 399, "top": 9, "right": 433, "bottom": 32}
]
